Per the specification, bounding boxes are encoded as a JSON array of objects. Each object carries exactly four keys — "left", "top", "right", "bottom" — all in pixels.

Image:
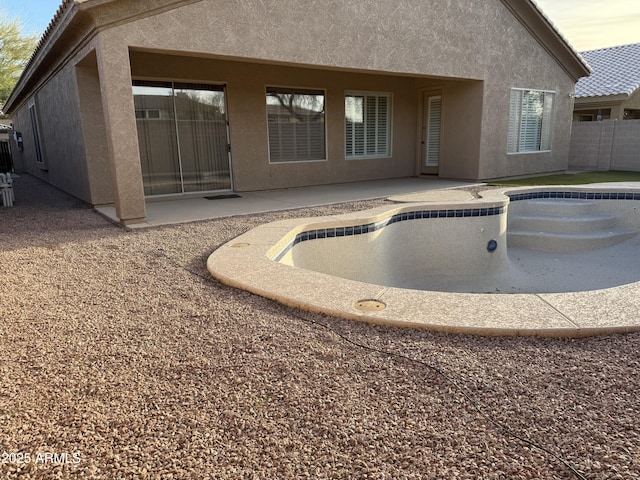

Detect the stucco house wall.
[
  {"left": 128, "top": 52, "right": 432, "bottom": 191},
  {"left": 4, "top": 0, "right": 588, "bottom": 225}
]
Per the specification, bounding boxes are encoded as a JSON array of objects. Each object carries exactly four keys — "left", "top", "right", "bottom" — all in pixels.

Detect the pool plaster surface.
[{"left": 207, "top": 184, "right": 640, "bottom": 337}]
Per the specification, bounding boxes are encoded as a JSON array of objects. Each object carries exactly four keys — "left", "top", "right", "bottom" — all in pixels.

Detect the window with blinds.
[
  {"left": 266, "top": 87, "right": 326, "bottom": 163},
  {"left": 345, "top": 92, "right": 391, "bottom": 158},
  {"left": 507, "top": 89, "right": 554, "bottom": 154}
]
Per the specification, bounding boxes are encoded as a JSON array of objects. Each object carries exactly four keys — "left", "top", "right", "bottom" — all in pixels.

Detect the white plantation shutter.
[
  {"left": 540, "top": 93, "right": 554, "bottom": 150},
  {"left": 507, "top": 90, "right": 522, "bottom": 153},
  {"left": 345, "top": 95, "right": 364, "bottom": 157},
  {"left": 376, "top": 95, "right": 389, "bottom": 154},
  {"left": 366, "top": 95, "right": 377, "bottom": 154},
  {"left": 507, "top": 89, "right": 554, "bottom": 153},
  {"left": 426, "top": 95, "right": 441, "bottom": 167},
  {"left": 345, "top": 92, "right": 391, "bottom": 158}
]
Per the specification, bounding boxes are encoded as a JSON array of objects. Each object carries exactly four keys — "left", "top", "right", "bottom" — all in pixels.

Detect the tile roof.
[
  {"left": 27, "top": 0, "right": 74, "bottom": 66},
  {"left": 575, "top": 43, "right": 640, "bottom": 99}
]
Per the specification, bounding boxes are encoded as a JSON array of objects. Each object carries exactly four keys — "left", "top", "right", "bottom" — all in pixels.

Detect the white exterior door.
[{"left": 421, "top": 93, "right": 441, "bottom": 174}]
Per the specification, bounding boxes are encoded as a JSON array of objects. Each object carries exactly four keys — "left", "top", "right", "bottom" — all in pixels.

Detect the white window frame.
[
  {"left": 266, "top": 86, "right": 327, "bottom": 164},
  {"left": 507, "top": 88, "right": 555, "bottom": 154},
  {"left": 345, "top": 91, "right": 392, "bottom": 159}
]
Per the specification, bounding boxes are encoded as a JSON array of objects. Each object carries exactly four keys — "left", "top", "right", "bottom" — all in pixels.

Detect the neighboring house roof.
[{"left": 575, "top": 43, "right": 640, "bottom": 99}]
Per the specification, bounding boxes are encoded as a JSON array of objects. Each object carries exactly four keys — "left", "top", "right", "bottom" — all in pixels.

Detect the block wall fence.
[{"left": 569, "top": 119, "right": 640, "bottom": 171}]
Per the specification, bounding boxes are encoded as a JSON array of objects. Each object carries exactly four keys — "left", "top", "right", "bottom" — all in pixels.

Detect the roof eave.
[
  {"left": 3, "top": 0, "right": 81, "bottom": 113},
  {"left": 500, "top": 0, "right": 592, "bottom": 82},
  {"left": 574, "top": 93, "right": 630, "bottom": 105},
  {"left": 5, "top": 0, "right": 592, "bottom": 113}
]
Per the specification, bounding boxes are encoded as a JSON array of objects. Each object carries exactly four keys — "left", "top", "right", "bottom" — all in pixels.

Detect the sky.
[
  {"left": 0, "top": 0, "right": 62, "bottom": 36},
  {"left": 534, "top": 0, "right": 640, "bottom": 51},
  {"left": 0, "top": 0, "right": 639, "bottom": 52}
]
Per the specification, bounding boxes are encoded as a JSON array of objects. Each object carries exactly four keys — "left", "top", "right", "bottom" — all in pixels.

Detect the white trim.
[
  {"left": 344, "top": 90, "right": 393, "bottom": 160},
  {"left": 510, "top": 87, "right": 557, "bottom": 94},
  {"left": 507, "top": 88, "right": 555, "bottom": 154},
  {"left": 506, "top": 150, "right": 552, "bottom": 156}
]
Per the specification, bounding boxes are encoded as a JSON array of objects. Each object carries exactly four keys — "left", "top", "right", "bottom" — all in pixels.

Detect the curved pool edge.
[{"left": 207, "top": 187, "right": 640, "bottom": 338}]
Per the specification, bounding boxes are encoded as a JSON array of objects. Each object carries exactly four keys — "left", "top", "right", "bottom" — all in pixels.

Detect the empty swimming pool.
[
  {"left": 207, "top": 185, "right": 640, "bottom": 336},
  {"left": 273, "top": 189, "right": 640, "bottom": 294}
]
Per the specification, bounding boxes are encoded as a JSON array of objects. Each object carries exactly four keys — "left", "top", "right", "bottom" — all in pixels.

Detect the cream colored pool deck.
[{"left": 207, "top": 184, "right": 640, "bottom": 337}]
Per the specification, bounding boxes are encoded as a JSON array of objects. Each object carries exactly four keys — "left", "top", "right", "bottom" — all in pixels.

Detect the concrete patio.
[{"left": 94, "top": 177, "right": 474, "bottom": 228}]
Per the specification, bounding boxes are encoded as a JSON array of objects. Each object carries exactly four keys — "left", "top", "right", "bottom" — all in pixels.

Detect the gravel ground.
[{"left": 1, "top": 175, "right": 638, "bottom": 479}]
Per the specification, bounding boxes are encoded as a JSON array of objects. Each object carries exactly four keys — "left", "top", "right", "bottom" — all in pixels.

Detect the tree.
[
  {"left": 0, "top": 16, "right": 38, "bottom": 111},
  {"left": 268, "top": 92, "right": 325, "bottom": 123}
]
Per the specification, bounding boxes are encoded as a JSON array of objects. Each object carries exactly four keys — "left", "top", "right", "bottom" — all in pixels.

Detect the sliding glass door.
[{"left": 133, "top": 80, "right": 231, "bottom": 196}]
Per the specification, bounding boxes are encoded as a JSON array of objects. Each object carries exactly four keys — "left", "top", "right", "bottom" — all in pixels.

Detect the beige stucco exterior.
[{"left": 4, "top": 0, "right": 589, "bottom": 225}]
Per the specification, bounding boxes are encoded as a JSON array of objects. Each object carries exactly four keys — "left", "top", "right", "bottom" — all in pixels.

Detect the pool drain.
[
  {"left": 354, "top": 299, "right": 386, "bottom": 312},
  {"left": 230, "top": 242, "right": 250, "bottom": 248}
]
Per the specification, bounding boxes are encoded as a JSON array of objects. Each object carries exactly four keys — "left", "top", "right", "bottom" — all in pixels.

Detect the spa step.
[
  {"left": 507, "top": 229, "right": 638, "bottom": 252},
  {"left": 514, "top": 198, "right": 597, "bottom": 216},
  {"left": 508, "top": 213, "right": 617, "bottom": 234}
]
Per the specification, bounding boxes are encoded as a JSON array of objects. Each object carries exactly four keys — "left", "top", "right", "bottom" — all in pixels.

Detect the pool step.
[
  {"left": 509, "top": 213, "right": 617, "bottom": 234},
  {"left": 508, "top": 198, "right": 638, "bottom": 252},
  {"left": 507, "top": 229, "right": 637, "bottom": 252},
  {"left": 517, "top": 198, "right": 597, "bottom": 216}
]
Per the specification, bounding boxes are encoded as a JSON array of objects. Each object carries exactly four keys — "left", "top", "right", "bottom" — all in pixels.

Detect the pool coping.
[{"left": 207, "top": 185, "right": 640, "bottom": 337}]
